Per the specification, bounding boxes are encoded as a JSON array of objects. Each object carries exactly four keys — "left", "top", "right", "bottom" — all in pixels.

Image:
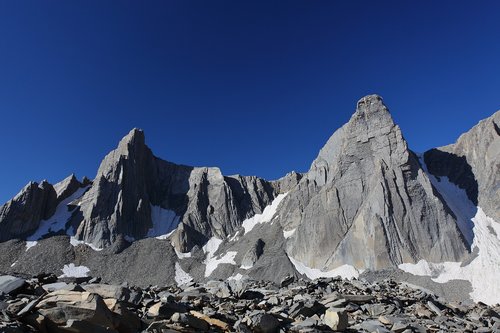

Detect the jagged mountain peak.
[
  {"left": 118, "top": 127, "right": 145, "bottom": 147},
  {"left": 353, "top": 94, "right": 392, "bottom": 119},
  {"left": 310, "top": 94, "right": 409, "bottom": 187}
]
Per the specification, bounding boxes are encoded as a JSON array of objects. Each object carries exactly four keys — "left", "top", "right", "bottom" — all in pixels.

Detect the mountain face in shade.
[{"left": 0, "top": 95, "right": 498, "bottom": 305}]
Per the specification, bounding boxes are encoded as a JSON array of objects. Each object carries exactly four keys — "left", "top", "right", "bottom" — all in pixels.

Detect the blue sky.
[{"left": 1, "top": 1, "right": 499, "bottom": 203}]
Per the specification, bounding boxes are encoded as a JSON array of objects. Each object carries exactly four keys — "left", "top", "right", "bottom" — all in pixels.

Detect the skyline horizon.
[
  {"left": 1, "top": 1, "right": 499, "bottom": 203},
  {"left": 2, "top": 94, "right": 496, "bottom": 204}
]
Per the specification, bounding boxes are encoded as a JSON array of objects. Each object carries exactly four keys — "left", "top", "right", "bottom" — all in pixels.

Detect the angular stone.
[
  {"left": 0, "top": 276, "right": 26, "bottom": 295},
  {"left": 324, "top": 308, "right": 348, "bottom": 331},
  {"left": 251, "top": 313, "right": 280, "bottom": 333}
]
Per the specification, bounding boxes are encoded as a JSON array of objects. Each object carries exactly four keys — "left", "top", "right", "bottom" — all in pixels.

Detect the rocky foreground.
[{"left": 1, "top": 274, "right": 499, "bottom": 333}]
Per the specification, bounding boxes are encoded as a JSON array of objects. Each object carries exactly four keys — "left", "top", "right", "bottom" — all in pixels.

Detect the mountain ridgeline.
[{"left": 0, "top": 95, "right": 499, "bottom": 304}]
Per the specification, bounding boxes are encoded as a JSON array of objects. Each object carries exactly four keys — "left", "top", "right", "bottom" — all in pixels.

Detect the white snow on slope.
[
  {"left": 174, "top": 262, "right": 193, "bottom": 286},
  {"left": 70, "top": 237, "right": 103, "bottom": 251},
  {"left": 240, "top": 263, "right": 253, "bottom": 270},
  {"left": 27, "top": 186, "right": 89, "bottom": 241},
  {"left": 202, "top": 237, "right": 237, "bottom": 277},
  {"left": 59, "top": 263, "right": 90, "bottom": 278},
  {"left": 174, "top": 248, "right": 192, "bottom": 259},
  {"left": 283, "top": 228, "right": 296, "bottom": 239},
  {"left": 419, "top": 155, "right": 475, "bottom": 244},
  {"left": 289, "top": 256, "right": 360, "bottom": 280},
  {"left": 228, "top": 273, "right": 244, "bottom": 281},
  {"left": 25, "top": 241, "right": 38, "bottom": 251},
  {"left": 399, "top": 207, "right": 500, "bottom": 305},
  {"left": 147, "top": 205, "right": 180, "bottom": 239},
  {"left": 241, "top": 193, "right": 288, "bottom": 234}
]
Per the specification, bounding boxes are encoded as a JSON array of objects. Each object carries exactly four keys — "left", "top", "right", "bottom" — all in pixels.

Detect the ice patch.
[
  {"left": 59, "top": 263, "right": 90, "bottom": 278},
  {"left": 241, "top": 193, "right": 288, "bottom": 235},
  {"left": 27, "top": 186, "right": 89, "bottom": 241},
  {"left": 202, "top": 237, "right": 236, "bottom": 277},
  {"left": 25, "top": 241, "right": 38, "bottom": 251},
  {"left": 147, "top": 205, "right": 180, "bottom": 239},
  {"left": 174, "top": 262, "right": 193, "bottom": 286},
  {"left": 399, "top": 207, "right": 500, "bottom": 305},
  {"left": 70, "top": 237, "right": 103, "bottom": 251},
  {"left": 289, "top": 256, "right": 360, "bottom": 280},
  {"left": 203, "top": 237, "right": 223, "bottom": 255},
  {"left": 283, "top": 228, "right": 296, "bottom": 239},
  {"left": 419, "top": 155, "right": 475, "bottom": 244}
]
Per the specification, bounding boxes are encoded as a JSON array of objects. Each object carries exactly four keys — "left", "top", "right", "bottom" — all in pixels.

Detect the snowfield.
[
  {"left": 399, "top": 207, "right": 500, "bottom": 305},
  {"left": 397, "top": 156, "right": 500, "bottom": 305},
  {"left": 288, "top": 256, "right": 360, "bottom": 280},
  {"left": 147, "top": 204, "right": 180, "bottom": 239},
  {"left": 27, "top": 186, "right": 89, "bottom": 241},
  {"left": 174, "top": 262, "right": 193, "bottom": 286},
  {"left": 202, "top": 237, "right": 237, "bottom": 277},
  {"left": 241, "top": 193, "right": 288, "bottom": 235}
]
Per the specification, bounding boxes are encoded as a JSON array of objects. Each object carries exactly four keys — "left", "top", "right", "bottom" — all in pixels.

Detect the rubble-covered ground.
[{"left": 1, "top": 273, "right": 499, "bottom": 333}]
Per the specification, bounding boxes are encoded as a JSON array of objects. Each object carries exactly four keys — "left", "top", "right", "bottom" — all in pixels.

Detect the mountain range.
[{"left": 1, "top": 95, "right": 499, "bottom": 305}]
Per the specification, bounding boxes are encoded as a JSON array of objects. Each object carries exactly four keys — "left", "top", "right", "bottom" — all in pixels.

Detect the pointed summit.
[{"left": 114, "top": 128, "right": 147, "bottom": 158}]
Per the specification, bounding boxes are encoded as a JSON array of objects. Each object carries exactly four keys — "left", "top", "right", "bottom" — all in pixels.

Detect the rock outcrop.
[
  {"left": 280, "top": 95, "right": 469, "bottom": 271},
  {"left": 0, "top": 94, "right": 498, "bottom": 300},
  {"left": 424, "top": 110, "right": 500, "bottom": 221},
  {"left": 0, "top": 181, "right": 57, "bottom": 242},
  {"left": 72, "top": 128, "right": 280, "bottom": 250}
]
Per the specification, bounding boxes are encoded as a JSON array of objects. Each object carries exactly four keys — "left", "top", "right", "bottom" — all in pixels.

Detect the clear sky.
[{"left": 1, "top": 1, "right": 499, "bottom": 203}]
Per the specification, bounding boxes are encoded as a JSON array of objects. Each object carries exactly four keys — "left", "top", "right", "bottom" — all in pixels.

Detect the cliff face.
[
  {"left": 424, "top": 110, "right": 500, "bottom": 222},
  {"left": 71, "top": 128, "right": 281, "bottom": 250},
  {"left": 0, "top": 95, "right": 498, "bottom": 300},
  {"left": 279, "top": 95, "right": 469, "bottom": 270}
]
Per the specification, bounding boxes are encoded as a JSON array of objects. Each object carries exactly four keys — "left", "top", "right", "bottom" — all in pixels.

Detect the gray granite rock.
[
  {"left": 0, "top": 181, "right": 57, "bottom": 241},
  {"left": 280, "top": 94, "right": 469, "bottom": 272}
]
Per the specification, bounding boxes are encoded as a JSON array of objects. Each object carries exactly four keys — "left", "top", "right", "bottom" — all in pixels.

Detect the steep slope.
[
  {"left": 424, "top": 110, "right": 500, "bottom": 221},
  {"left": 278, "top": 95, "right": 469, "bottom": 272},
  {"left": 0, "top": 94, "right": 498, "bottom": 305},
  {"left": 397, "top": 111, "right": 500, "bottom": 305},
  {"left": 71, "top": 128, "right": 280, "bottom": 250},
  {"left": 0, "top": 175, "right": 90, "bottom": 242}
]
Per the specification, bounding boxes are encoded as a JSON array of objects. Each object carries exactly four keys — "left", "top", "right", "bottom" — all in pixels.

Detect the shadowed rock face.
[
  {"left": 424, "top": 111, "right": 500, "bottom": 222},
  {"left": 280, "top": 95, "right": 469, "bottom": 271},
  {"left": 0, "top": 181, "right": 57, "bottom": 241}
]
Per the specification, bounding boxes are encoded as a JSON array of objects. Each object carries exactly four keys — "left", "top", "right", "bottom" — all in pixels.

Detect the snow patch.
[
  {"left": 228, "top": 273, "right": 244, "bottom": 281},
  {"left": 70, "top": 237, "right": 103, "bottom": 251},
  {"left": 10, "top": 261, "right": 17, "bottom": 267},
  {"left": 283, "top": 228, "right": 296, "bottom": 239},
  {"left": 241, "top": 193, "right": 288, "bottom": 235},
  {"left": 289, "top": 256, "right": 360, "bottom": 280},
  {"left": 25, "top": 241, "right": 38, "bottom": 251},
  {"left": 174, "top": 248, "right": 192, "bottom": 259},
  {"left": 59, "top": 263, "right": 90, "bottom": 278},
  {"left": 174, "top": 262, "right": 193, "bottom": 286},
  {"left": 399, "top": 207, "right": 500, "bottom": 305},
  {"left": 240, "top": 263, "right": 253, "bottom": 270},
  {"left": 202, "top": 236, "right": 237, "bottom": 277},
  {"left": 27, "top": 186, "right": 89, "bottom": 241},
  {"left": 147, "top": 205, "right": 180, "bottom": 239}
]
